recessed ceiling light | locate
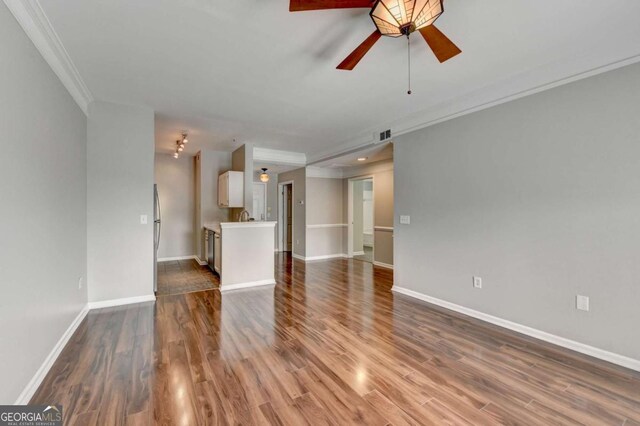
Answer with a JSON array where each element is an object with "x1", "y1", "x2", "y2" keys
[{"x1": 357, "y1": 157, "x2": 368, "y2": 162}]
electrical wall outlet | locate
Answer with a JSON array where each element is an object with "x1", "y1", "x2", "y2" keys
[
  {"x1": 473, "y1": 276, "x2": 482, "y2": 289},
  {"x1": 400, "y1": 215, "x2": 411, "y2": 225},
  {"x1": 140, "y1": 215, "x2": 148, "y2": 225},
  {"x1": 78, "y1": 277, "x2": 83, "y2": 290},
  {"x1": 576, "y1": 295, "x2": 590, "y2": 311}
]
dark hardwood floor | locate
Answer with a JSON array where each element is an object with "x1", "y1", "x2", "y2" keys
[{"x1": 32, "y1": 254, "x2": 640, "y2": 425}]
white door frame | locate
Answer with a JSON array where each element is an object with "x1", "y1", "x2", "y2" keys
[
  {"x1": 252, "y1": 182, "x2": 267, "y2": 221},
  {"x1": 278, "y1": 181, "x2": 294, "y2": 252},
  {"x1": 347, "y1": 175, "x2": 375, "y2": 260}
]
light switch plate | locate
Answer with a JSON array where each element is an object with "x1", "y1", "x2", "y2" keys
[
  {"x1": 400, "y1": 215, "x2": 410, "y2": 225},
  {"x1": 140, "y1": 215, "x2": 148, "y2": 225},
  {"x1": 576, "y1": 295, "x2": 590, "y2": 311}
]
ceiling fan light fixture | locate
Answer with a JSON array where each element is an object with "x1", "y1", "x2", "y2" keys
[{"x1": 371, "y1": 0, "x2": 443, "y2": 37}]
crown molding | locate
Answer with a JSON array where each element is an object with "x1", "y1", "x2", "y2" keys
[
  {"x1": 307, "y1": 51, "x2": 640, "y2": 165},
  {"x1": 306, "y1": 166, "x2": 343, "y2": 179},
  {"x1": 4, "y1": 0, "x2": 93, "y2": 115},
  {"x1": 253, "y1": 147, "x2": 306, "y2": 166}
]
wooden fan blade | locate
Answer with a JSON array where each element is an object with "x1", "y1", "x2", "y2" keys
[
  {"x1": 290, "y1": 0, "x2": 373, "y2": 12},
  {"x1": 418, "y1": 25, "x2": 461, "y2": 63},
  {"x1": 336, "y1": 31, "x2": 381, "y2": 70}
]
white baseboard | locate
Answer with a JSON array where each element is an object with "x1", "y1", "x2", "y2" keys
[
  {"x1": 293, "y1": 253, "x2": 348, "y2": 262},
  {"x1": 194, "y1": 256, "x2": 207, "y2": 266},
  {"x1": 220, "y1": 279, "x2": 276, "y2": 292},
  {"x1": 157, "y1": 255, "x2": 197, "y2": 262},
  {"x1": 16, "y1": 293, "x2": 157, "y2": 405},
  {"x1": 306, "y1": 253, "x2": 348, "y2": 261},
  {"x1": 15, "y1": 305, "x2": 89, "y2": 405},
  {"x1": 88, "y1": 294, "x2": 156, "y2": 310},
  {"x1": 392, "y1": 286, "x2": 640, "y2": 372},
  {"x1": 353, "y1": 251, "x2": 365, "y2": 256},
  {"x1": 292, "y1": 253, "x2": 306, "y2": 261},
  {"x1": 373, "y1": 261, "x2": 394, "y2": 269}
]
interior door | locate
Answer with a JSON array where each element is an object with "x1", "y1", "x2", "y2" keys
[
  {"x1": 285, "y1": 184, "x2": 293, "y2": 252},
  {"x1": 252, "y1": 183, "x2": 266, "y2": 221}
]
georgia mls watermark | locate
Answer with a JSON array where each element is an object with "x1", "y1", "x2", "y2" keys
[{"x1": 0, "y1": 405, "x2": 62, "y2": 426}]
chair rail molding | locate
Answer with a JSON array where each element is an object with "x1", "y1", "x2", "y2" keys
[
  {"x1": 374, "y1": 226, "x2": 394, "y2": 232},
  {"x1": 4, "y1": 0, "x2": 93, "y2": 115},
  {"x1": 307, "y1": 224, "x2": 347, "y2": 229}
]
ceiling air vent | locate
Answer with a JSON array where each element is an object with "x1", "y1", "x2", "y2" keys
[{"x1": 379, "y1": 129, "x2": 391, "y2": 142}]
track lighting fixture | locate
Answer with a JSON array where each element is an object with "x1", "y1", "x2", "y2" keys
[{"x1": 173, "y1": 133, "x2": 189, "y2": 159}]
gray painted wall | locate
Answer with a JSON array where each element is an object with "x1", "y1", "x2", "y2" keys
[
  {"x1": 0, "y1": 3, "x2": 87, "y2": 403},
  {"x1": 230, "y1": 143, "x2": 254, "y2": 220},
  {"x1": 155, "y1": 153, "x2": 195, "y2": 259},
  {"x1": 196, "y1": 150, "x2": 232, "y2": 260},
  {"x1": 306, "y1": 178, "x2": 344, "y2": 225},
  {"x1": 87, "y1": 101, "x2": 155, "y2": 302},
  {"x1": 395, "y1": 62, "x2": 640, "y2": 360},
  {"x1": 306, "y1": 177, "x2": 344, "y2": 258},
  {"x1": 279, "y1": 168, "x2": 306, "y2": 257}
]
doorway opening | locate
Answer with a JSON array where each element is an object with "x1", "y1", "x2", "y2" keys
[
  {"x1": 278, "y1": 181, "x2": 293, "y2": 253},
  {"x1": 348, "y1": 177, "x2": 374, "y2": 263},
  {"x1": 252, "y1": 182, "x2": 267, "y2": 221}
]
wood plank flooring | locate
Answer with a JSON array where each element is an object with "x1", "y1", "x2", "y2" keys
[
  {"x1": 156, "y1": 259, "x2": 219, "y2": 296},
  {"x1": 32, "y1": 254, "x2": 640, "y2": 425}
]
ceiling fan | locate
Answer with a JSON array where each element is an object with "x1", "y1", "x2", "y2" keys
[{"x1": 290, "y1": 0, "x2": 461, "y2": 92}]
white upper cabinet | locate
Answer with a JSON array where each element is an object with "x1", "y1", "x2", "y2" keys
[{"x1": 218, "y1": 171, "x2": 244, "y2": 208}]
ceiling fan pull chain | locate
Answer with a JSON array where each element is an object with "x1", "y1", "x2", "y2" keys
[{"x1": 407, "y1": 33, "x2": 412, "y2": 95}]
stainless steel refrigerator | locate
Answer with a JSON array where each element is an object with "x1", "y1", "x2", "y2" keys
[{"x1": 153, "y1": 184, "x2": 161, "y2": 292}]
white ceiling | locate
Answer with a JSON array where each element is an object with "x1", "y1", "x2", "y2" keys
[
  {"x1": 313, "y1": 142, "x2": 393, "y2": 168},
  {"x1": 38, "y1": 0, "x2": 640, "y2": 159},
  {"x1": 253, "y1": 162, "x2": 299, "y2": 176}
]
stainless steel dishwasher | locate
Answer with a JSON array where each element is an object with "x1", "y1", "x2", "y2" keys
[{"x1": 207, "y1": 229, "x2": 215, "y2": 271}]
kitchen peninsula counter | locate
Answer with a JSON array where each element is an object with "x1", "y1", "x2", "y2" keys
[{"x1": 204, "y1": 221, "x2": 276, "y2": 292}]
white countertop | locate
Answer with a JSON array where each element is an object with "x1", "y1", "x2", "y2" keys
[
  {"x1": 204, "y1": 221, "x2": 276, "y2": 232},
  {"x1": 220, "y1": 221, "x2": 276, "y2": 229}
]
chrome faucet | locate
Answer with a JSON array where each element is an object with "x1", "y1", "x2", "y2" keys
[{"x1": 237, "y1": 209, "x2": 250, "y2": 222}]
